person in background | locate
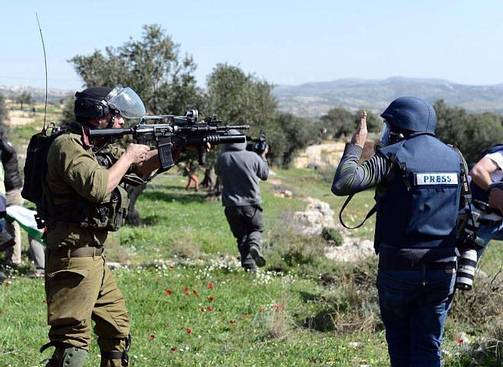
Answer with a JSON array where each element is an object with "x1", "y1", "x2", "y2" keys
[
  {"x1": 0, "y1": 159, "x2": 14, "y2": 282},
  {"x1": 0, "y1": 126, "x2": 45, "y2": 275},
  {"x1": 468, "y1": 146, "x2": 503, "y2": 258},
  {"x1": 184, "y1": 160, "x2": 200, "y2": 191},
  {"x1": 216, "y1": 132, "x2": 269, "y2": 273}
]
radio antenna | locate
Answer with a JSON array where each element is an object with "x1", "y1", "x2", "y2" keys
[{"x1": 35, "y1": 12, "x2": 48, "y2": 130}]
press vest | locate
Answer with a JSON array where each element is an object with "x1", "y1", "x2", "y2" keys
[{"x1": 375, "y1": 133, "x2": 462, "y2": 253}]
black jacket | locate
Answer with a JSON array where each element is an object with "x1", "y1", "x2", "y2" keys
[{"x1": 0, "y1": 139, "x2": 22, "y2": 191}]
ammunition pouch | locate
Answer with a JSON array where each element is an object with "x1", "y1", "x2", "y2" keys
[
  {"x1": 83, "y1": 185, "x2": 129, "y2": 231},
  {"x1": 48, "y1": 185, "x2": 129, "y2": 232}
]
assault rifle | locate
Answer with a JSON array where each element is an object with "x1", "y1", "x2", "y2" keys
[{"x1": 89, "y1": 109, "x2": 249, "y2": 171}]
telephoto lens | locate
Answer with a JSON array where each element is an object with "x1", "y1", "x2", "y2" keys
[{"x1": 455, "y1": 248, "x2": 478, "y2": 291}]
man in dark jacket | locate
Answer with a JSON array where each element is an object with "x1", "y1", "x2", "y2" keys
[
  {"x1": 0, "y1": 126, "x2": 45, "y2": 274},
  {"x1": 332, "y1": 97, "x2": 462, "y2": 367},
  {"x1": 216, "y1": 135, "x2": 269, "y2": 272}
]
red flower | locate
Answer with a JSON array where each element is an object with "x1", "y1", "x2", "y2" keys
[
  {"x1": 183, "y1": 287, "x2": 190, "y2": 295},
  {"x1": 206, "y1": 306, "x2": 214, "y2": 312},
  {"x1": 148, "y1": 334, "x2": 156, "y2": 340},
  {"x1": 207, "y1": 282, "x2": 215, "y2": 289},
  {"x1": 186, "y1": 327, "x2": 193, "y2": 334},
  {"x1": 207, "y1": 295, "x2": 215, "y2": 302},
  {"x1": 164, "y1": 289, "x2": 172, "y2": 296},
  {"x1": 456, "y1": 338, "x2": 464, "y2": 345},
  {"x1": 273, "y1": 303, "x2": 284, "y2": 311}
]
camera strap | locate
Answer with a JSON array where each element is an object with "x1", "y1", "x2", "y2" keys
[
  {"x1": 339, "y1": 193, "x2": 376, "y2": 229},
  {"x1": 452, "y1": 146, "x2": 478, "y2": 238}
]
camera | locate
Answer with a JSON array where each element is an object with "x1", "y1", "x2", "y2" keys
[
  {"x1": 247, "y1": 130, "x2": 268, "y2": 155},
  {"x1": 455, "y1": 248, "x2": 478, "y2": 291},
  {"x1": 454, "y1": 200, "x2": 487, "y2": 291}
]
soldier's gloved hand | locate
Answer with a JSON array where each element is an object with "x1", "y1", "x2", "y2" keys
[{"x1": 125, "y1": 143, "x2": 151, "y2": 164}]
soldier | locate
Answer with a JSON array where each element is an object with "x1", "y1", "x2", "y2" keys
[
  {"x1": 40, "y1": 86, "x2": 158, "y2": 367},
  {"x1": 215, "y1": 132, "x2": 269, "y2": 272},
  {"x1": 332, "y1": 97, "x2": 462, "y2": 366}
]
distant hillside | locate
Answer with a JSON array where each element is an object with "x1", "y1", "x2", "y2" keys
[
  {"x1": 273, "y1": 77, "x2": 503, "y2": 118},
  {"x1": 0, "y1": 85, "x2": 72, "y2": 103}
]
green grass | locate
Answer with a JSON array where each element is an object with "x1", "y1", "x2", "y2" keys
[{"x1": 1, "y1": 115, "x2": 501, "y2": 366}]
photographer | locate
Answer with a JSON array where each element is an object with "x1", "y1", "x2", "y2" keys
[
  {"x1": 332, "y1": 97, "x2": 462, "y2": 366},
  {"x1": 469, "y1": 146, "x2": 503, "y2": 257},
  {"x1": 216, "y1": 131, "x2": 268, "y2": 273}
]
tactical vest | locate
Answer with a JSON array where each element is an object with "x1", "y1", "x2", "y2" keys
[
  {"x1": 43, "y1": 186, "x2": 129, "y2": 232},
  {"x1": 375, "y1": 133, "x2": 462, "y2": 251},
  {"x1": 41, "y1": 131, "x2": 130, "y2": 232}
]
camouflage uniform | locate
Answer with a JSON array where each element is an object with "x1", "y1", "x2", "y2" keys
[{"x1": 42, "y1": 131, "x2": 130, "y2": 367}]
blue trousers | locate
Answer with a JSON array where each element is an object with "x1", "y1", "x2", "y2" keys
[{"x1": 377, "y1": 266, "x2": 456, "y2": 367}]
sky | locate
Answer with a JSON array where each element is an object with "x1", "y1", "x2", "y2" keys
[{"x1": 1, "y1": 0, "x2": 503, "y2": 90}]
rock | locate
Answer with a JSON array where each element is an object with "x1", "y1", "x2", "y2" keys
[
  {"x1": 292, "y1": 197, "x2": 374, "y2": 263},
  {"x1": 106, "y1": 262, "x2": 123, "y2": 270},
  {"x1": 293, "y1": 198, "x2": 336, "y2": 235},
  {"x1": 325, "y1": 239, "x2": 374, "y2": 262}
]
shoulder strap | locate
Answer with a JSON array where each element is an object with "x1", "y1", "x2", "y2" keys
[
  {"x1": 452, "y1": 146, "x2": 478, "y2": 235},
  {"x1": 339, "y1": 193, "x2": 376, "y2": 229}
]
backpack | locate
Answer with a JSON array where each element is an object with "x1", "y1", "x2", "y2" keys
[{"x1": 21, "y1": 126, "x2": 66, "y2": 210}]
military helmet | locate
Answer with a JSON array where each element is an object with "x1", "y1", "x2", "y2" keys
[
  {"x1": 74, "y1": 86, "x2": 146, "y2": 123},
  {"x1": 380, "y1": 97, "x2": 437, "y2": 134}
]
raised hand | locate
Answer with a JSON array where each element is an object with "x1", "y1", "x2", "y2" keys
[{"x1": 351, "y1": 110, "x2": 368, "y2": 148}]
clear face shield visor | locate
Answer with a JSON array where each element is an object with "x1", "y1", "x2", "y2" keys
[
  {"x1": 379, "y1": 121, "x2": 392, "y2": 147},
  {"x1": 106, "y1": 86, "x2": 146, "y2": 119},
  {"x1": 379, "y1": 120, "x2": 405, "y2": 147}
]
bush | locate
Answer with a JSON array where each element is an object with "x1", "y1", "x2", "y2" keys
[
  {"x1": 300, "y1": 257, "x2": 381, "y2": 334},
  {"x1": 321, "y1": 227, "x2": 343, "y2": 246},
  {"x1": 450, "y1": 271, "x2": 503, "y2": 327}
]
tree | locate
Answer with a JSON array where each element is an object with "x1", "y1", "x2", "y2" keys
[
  {"x1": 60, "y1": 96, "x2": 75, "y2": 124},
  {"x1": 206, "y1": 64, "x2": 315, "y2": 166},
  {"x1": 16, "y1": 91, "x2": 32, "y2": 110},
  {"x1": 206, "y1": 64, "x2": 277, "y2": 128},
  {"x1": 320, "y1": 107, "x2": 354, "y2": 138},
  {"x1": 270, "y1": 113, "x2": 316, "y2": 166},
  {"x1": 434, "y1": 100, "x2": 503, "y2": 163},
  {"x1": 321, "y1": 107, "x2": 381, "y2": 139},
  {"x1": 70, "y1": 24, "x2": 205, "y2": 225},
  {"x1": 0, "y1": 93, "x2": 7, "y2": 123},
  {"x1": 70, "y1": 24, "x2": 204, "y2": 115}
]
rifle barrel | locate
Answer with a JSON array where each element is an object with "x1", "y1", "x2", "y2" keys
[{"x1": 88, "y1": 128, "x2": 133, "y2": 137}]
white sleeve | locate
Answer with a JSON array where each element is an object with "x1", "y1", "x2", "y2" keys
[{"x1": 485, "y1": 152, "x2": 503, "y2": 170}]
